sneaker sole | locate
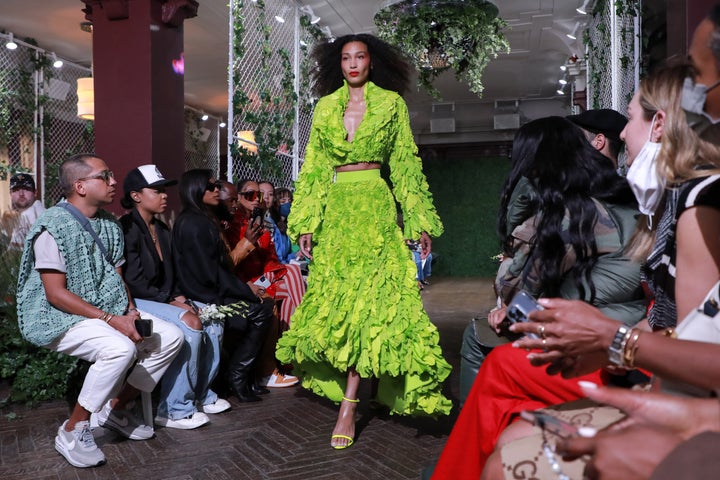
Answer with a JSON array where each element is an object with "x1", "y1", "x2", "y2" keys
[
  {"x1": 154, "y1": 417, "x2": 209, "y2": 430},
  {"x1": 266, "y1": 381, "x2": 300, "y2": 388},
  {"x1": 100, "y1": 421, "x2": 154, "y2": 440},
  {"x1": 202, "y1": 405, "x2": 231, "y2": 414},
  {"x1": 54, "y1": 438, "x2": 106, "y2": 468}
]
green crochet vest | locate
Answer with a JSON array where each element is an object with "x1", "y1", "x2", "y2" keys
[{"x1": 16, "y1": 206, "x2": 127, "y2": 346}]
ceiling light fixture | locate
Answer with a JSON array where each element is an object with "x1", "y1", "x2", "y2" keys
[
  {"x1": 201, "y1": 112, "x2": 209, "y2": 121},
  {"x1": 5, "y1": 33, "x2": 18, "y2": 50},
  {"x1": 576, "y1": 0, "x2": 591, "y2": 15},
  {"x1": 52, "y1": 53, "x2": 63, "y2": 68},
  {"x1": 566, "y1": 33, "x2": 576, "y2": 40},
  {"x1": 275, "y1": 15, "x2": 285, "y2": 23},
  {"x1": 560, "y1": 65, "x2": 567, "y2": 71},
  {"x1": 559, "y1": 78, "x2": 568, "y2": 85},
  {"x1": 557, "y1": 88, "x2": 565, "y2": 95},
  {"x1": 219, "y1": 120, "x2": 227, "y2": 128}
]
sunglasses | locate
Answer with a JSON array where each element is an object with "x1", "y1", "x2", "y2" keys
[
  {"x1": 239, "y1": 190, "x2": 264, "y2": 202},
  {"x1": 206, "y1": 181, "x2": 221, "y2": 192},
  {"x1": 77, "y1": 170, "x2": 114, "y2": 184}
]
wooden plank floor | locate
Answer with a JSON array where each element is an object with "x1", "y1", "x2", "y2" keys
[{"x1": 0, "y1": 278, "x2": 495, "y2": 480}]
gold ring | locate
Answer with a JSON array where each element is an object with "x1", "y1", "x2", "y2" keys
[{"x1": 538, "y1": 325, "x2": 546, "y2": 339}]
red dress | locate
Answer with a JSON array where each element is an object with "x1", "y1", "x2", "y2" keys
[{"x1": 431, "y1": 344, "x2": 608, "y2": 479}]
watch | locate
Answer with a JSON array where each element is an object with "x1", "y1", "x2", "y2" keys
[{"x1": 608, "y1": 324, "x2": 630, "y2": 367}]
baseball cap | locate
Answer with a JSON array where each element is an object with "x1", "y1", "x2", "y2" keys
[
  {"x1": 123, "y1": 164, "x2": 177, "y2": 196},
  {"x1": 10, "y1": 173, "x2": 36, "y2": 191},
  {"x1": 567, "y1": 109, "x2": 628, "y2": 142}
]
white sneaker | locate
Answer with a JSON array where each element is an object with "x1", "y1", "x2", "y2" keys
[
  {"x1": 96, "y1": 400, "x2": 154, "y2": 440},
  {"x1": 154, "y1": 411, "x2": 210, "y2": 430},
  {"x1": 260, "y1": 369, "x2": 300, "y2": 388},
  {"x1": 201, "y1": 398, "x2": 231, "y2": 414},
  {"x1": 54, "y1": 420, "x2": 106, "y2": 468}
]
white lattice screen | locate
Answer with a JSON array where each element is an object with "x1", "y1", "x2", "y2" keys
[{"x1": 228, "y1": 0, "x2": 319, "y2": 188}]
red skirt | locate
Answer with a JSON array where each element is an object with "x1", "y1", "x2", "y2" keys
[{"x1": 432, "y1": 343, "x2": 608, "y2": 479}]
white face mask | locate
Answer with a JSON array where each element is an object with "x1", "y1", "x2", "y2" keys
[{"x1": 625, "y1": 115, "x2": 666, "y2": 225}]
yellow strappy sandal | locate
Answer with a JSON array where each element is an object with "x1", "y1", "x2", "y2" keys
[{"x1": 331, "y1": 396, "x2": 359, "y2": 450}]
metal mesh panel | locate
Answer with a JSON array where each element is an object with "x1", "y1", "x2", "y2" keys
[
  {"x1": 0, "y1": 38, "x2": 94, "y2": 210},
  {"x1": 585, "y1": 2, "x2": 640, "y2": 114},
  {"x1": 229, "y1": 1, "x2": 319, "y2": 188},
  {"x1": 184, "y1": 109, "x2": 221, "y2": 175}
]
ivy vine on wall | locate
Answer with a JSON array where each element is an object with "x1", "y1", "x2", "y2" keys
[{"x1": 231, "y1": 0, "x2": 298, "y2": 179}]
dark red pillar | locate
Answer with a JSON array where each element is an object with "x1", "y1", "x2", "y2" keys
[{"x1": 81, "y1": 0, "x2": 198, "y2": 215}]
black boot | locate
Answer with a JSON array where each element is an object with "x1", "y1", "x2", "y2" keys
[{"x1": 225, "y1": 301, "x2": 274, "y2": 403}]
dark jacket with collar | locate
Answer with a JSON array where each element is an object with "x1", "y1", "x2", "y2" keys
[
  {"x1": 172, "y1": 208, "x2": 257, "y2": 305},
  {"x1": 120, "y1": 209, "x2": 179, "y2": 303}
]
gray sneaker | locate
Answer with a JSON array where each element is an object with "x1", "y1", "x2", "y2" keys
[
  {"x1": 96, "y1": 400, "x2": 154, "y2": 440},
  {"x1": 54, "y1": 420, "x2": 106, "y2": 468}
]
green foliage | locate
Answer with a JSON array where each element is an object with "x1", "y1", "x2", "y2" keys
[
  {"x1": 423, "y1": 153, "x2": 510, "y2": 277},
  {"x1": 231, "y1": 0, "x2": 298, "y2": 178},
  {"x1": 0, "y1": 248, "x2": 78, "y2": 407},
  {"x1": 374, "y1": 0, "x2": 510, "y2": 99}
]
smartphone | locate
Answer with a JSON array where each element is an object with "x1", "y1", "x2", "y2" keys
[
  {"x1": 253, "y1": 275, "x2": 271, "y2": 289},
  {"x1": 251, "y1": 207, "x2": 263, "y2": 225},
  {"x1": 506, "y1": 290, "x2": 544, "y2": 339},
  {"x1": 520, "y1": 410, "x2": 579, "y2": 438},
  {"x1": 134, "y1": 318, "x2": 153, "y2": 338}
]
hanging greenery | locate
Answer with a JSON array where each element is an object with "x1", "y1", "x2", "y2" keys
[
  {"x1": 374, "y1": 0, "x2": 510, "y2": 99},
  {"x1": 298, "y1": 14, "x2": 327, "y2": 119},
  {"x1": 230, "y1": 0, "x2": 297, "y2": 178}
]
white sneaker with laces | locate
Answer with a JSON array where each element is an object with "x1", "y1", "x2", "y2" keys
[
  {"x1": 154, "y1": 411, "x2": 210, "y2": 430},
  {"x1": 54, "y1": 419, "x2": 106, "y2": 468},
  {"x1": 96, "y1": 400, "x2": 154, "y2": 440},
  {"x1": 201, "y1": 398, "x2": 231, "y2": 414},
  {"x1": 260, "y1": 369, "x2": 300, "y2": 388}
]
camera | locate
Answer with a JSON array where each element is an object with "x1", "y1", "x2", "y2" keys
[
  {"x1": 251, "y1": 207, "x2": 263, "y2": 225},
  {"x1": 134, "y1": 318, "x2": 153, "y2": 338},
  {"x1": 506, "y1": 290, "x2": 543, "y2": 339},
  {"x1": 519, "y1": 410, "x2": 580, "y2": 438}
]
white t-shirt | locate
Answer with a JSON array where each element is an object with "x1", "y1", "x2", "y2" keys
[{"x1": 34, "y1": 230, "x2": 125, "y2": 272}]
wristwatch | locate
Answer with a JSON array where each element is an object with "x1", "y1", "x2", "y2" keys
[{"x1": 607, "y1": 324, "x2": 630, "y2": 367}]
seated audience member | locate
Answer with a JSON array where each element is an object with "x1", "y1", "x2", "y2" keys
[
  {"x1": 407, "y1": 237, "x2": 433, "y2": 289},
  {"x1": 172, "y1": 169, "x2": 274, "y2": 402},
  {"x1": 16, "y1": 154, "x2": 183, "y2": 468},
  {"x1": 275, "y1": 187, "x2": 293, "y2": 220},
  {"x1": 457, "y1": 116, "x2": 644, "y2": 403},
  {"x1": 431, "y1": 117, "x2": 646, "y2": 479},
  {"x1": 120, "y1": 165, "x2": 230, "y2": 430},
  {"x1": 6, "y1": 173, "x2": 45, "y2": 250},
  {"x1": 258, "y1": 180, "x2": 296, "y2": 264},
  {"x1": 487, "y1": 62, "x2": 720, "y2": 479},
  {"x1": 219, "y1": 180, "x2": 303, "y2": 388},
  {"x1": 566, "y1": 108, "x2": 629, "y2": 168}
]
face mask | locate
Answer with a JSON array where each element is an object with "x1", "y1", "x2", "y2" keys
[
  {"x1": 682, "y1": 76, "x2": 720, "y2": 145},
  {"x1": 279, "y1": 202, "x2": 291, "y2": 218},
  {"x1": 626, "y1": 115, "x2": 666, "y2": 225}
]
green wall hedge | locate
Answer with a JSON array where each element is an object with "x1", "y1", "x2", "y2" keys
[{"x1": 423, "y1": 153, "x2": 510, "y2": 277}]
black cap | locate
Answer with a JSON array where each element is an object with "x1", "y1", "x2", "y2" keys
[
  {"x1": 123, "y1": 164, "x2": 177, "y2": 196},
  {"x1": 10, "y1": 173, "x2": 36, "y2": 191},
  {"x1": 567, "y1": 109, "x2": 628, "y2": 142}
]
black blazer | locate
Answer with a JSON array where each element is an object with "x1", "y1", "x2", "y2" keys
[
  {"x1": 120, "y1": 209, "x2": 179, "y2": 303},
  {"x1": 172, "y1": 209, "x2": 257, "y2": 305}
]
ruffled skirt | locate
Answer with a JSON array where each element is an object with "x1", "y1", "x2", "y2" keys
[{"x1": 276, "y1": 172, "x2": 452, "y2": 416}]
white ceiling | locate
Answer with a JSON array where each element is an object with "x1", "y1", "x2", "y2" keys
[{"x1": 0, "y1": 0, "x2": 589, "y2": 136}]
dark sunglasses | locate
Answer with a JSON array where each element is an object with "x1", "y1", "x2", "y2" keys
[
  {"x1": 77, "y1": 170, "x2": 114, "y2": 184},
  {"x1": 206, "y1": 181, "x2": 221, "y2": 192},
  {"x1": 239, "y1": 190, "x2": 264, "y2": 202}
]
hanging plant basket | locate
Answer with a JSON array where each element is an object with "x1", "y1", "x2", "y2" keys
[{"x1": 374, "y1": 0, "x2": 510, "y2": 98}]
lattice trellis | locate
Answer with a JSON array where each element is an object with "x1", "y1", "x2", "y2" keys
[
  {"x1": 585, "y1": 1, "x2": 640, "y2": 115},
  {"x1": 0, "y1": 34, "x2": 222, "y2": 213},
  {"x1": 229, "y1": 0, "x2": 320, "y2": 188}
]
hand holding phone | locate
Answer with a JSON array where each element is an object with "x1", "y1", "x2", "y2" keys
[
  {"x1": 520, "y1": 410, "x2": 597, "y2": 438},
  {"x1": 506, "y1": 290, "x2": 544, "y2": 339},
  {"x1": 134, "y1": 318, "x2": 153, "y2": 338},
  {"x1": 251, "y1": 207, "x2": 263, "y2": 225}
]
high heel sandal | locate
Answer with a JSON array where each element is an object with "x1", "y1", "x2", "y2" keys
[{"x1": 330, "y1": 396, "x2": 359, "y2": 450}]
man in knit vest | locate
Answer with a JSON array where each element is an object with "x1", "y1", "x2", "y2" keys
[{"x1": 16, "y1": 154, "x2": 183, "y2": 468}]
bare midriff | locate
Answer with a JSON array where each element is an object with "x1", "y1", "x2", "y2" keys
[{"x1": 335, "y1": 162, "x2": 381, "y2": 172}]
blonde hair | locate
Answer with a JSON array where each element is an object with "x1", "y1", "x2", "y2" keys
[{"x1": 625, "y1": 63, "x2": 720, "y2": 261}]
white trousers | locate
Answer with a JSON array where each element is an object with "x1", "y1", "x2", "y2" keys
[{"x1": 46, "y1": 313, "x2": 183, "y2": 413}]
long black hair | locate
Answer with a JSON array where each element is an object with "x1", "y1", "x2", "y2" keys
[
  {"x1": 310, "y1": 34, "x2": 413, "y2": 97},
  {"x1": 498, "y1": 116, "x2": 636, "y2": 300},
  {"x1": 179, "y1": 168, "x2": 216, "y2": 219}
]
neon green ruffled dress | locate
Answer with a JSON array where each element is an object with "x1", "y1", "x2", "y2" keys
[{"x1": 276, "y1": 81, "x2": 452, "y2": 416}]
